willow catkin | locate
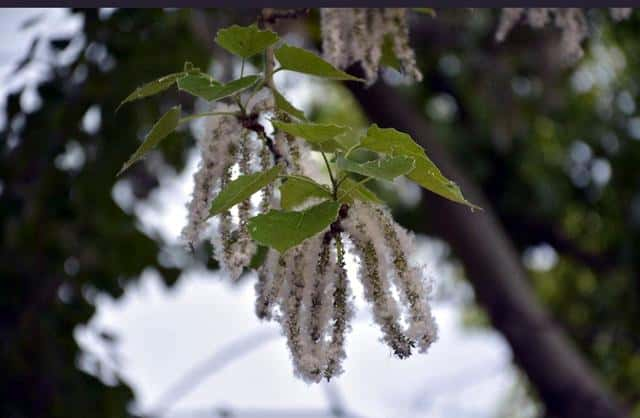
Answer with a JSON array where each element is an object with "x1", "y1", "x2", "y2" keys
[
  {"x1": 301, "y1": 234, "x2": 336, "y2": 375},
  {"x1": 320, "y1": 8, "x2": 422, "y2": 84},
  {"x1": 324, "y1": 233, "x2": 353, "y2": 380},
  {"x1": 211, "y1": 141, "x2": 239, "y2": 279},
  {"x1": 495, "y1": 8, "x2": 633, "y2": 65},
  {"x1": 181, "y1": 105, "x2": 241, "y2": 248},
  {"x1": 255, "y1": 249, "x2": 286, "y2": 320},
  {"x1": 385, "y1": 8, "x2": 423, "y2": 82},
  {"x1": 320, "y1": 8, "x2": 350, "y2": 69},
  {"x1": 281, "y1": 243, "x2": 326, "y2": 382},
  {"x1": 369, "y1": 204, "x2": 438, "y2": 352},
  {"x1": 227, "y1": 130, "x2": 257, "y2": 280},
  {"x1": 343, "y1": 207, "x2": 413, "y2": 359}
]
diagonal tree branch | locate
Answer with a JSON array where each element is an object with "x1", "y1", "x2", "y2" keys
[{"x1": 346, "y1": 80, "x2": 628, "y2": 418}]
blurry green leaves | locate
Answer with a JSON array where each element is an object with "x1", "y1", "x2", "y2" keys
[
  {"x1": 116, "y1": 72, "x2": 184, "y2": 111},
  {"x1": 209, "y1": 164, "x2": 283, "y2": 216},
  {"x1": 275, "y1": 44, "x2": 364, "y2": 82},
  {"x1": 248, "y1": 200, "x2": 340, "y2": 253},
  {"x1": 338, "y1": 177, "x2": 383, "y2": 204},
  {"x1": 270, "y1": 120, "x2": 476, "y2": 208},
  {"x1": 280, "y1": 175, "x2": 332, "y2": 210},
  {"x1": 273, "y1": 88, "x2": 306, "y2": 120},
  {"x1": 119, "y1": 70, "x2": 260, "y2": 110},
  {"x1": 115, "y1": 20, "x2": 478, "y2": 258},
  {"x1": 249, "y1": 245, "x2": 269, "y2": 269},
  {"x1": 280, "y1": 174, "x2": 381, "y2": 209},
  {"x1": 359, "y1": 124, "x2": 479, "y2": 208},
  {"x1": 272, "y1": 121, "x2": 351, "y2": 152},
  {"x1": 117, "y1": 105, "x2": 181, "y2": 176},
  {"x1": 176, "y1": 72, "x2": 220, "y2": 98},
  {"x1": 336, "y1": 154, "x2": 415, "y2": 182},
  {"x1": 178, "y1": 74, "x2": 260, "y2": 101},
  {"x1": 215, "y1": 24, "x2": 279, "y2": 58}
]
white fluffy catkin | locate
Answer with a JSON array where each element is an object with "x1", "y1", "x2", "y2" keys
[
  {"x1": 324, "y1": 233, "x2": 353, "y2": 380},
  {"x1": 281, "y1": 243, "x2": 328, "y2": 382},
  {"x1": 255, "y1": 249, "x2": 286, "y2": 320},
  {"x1": 226, "y1": 131, "x2": 258, "y2": 281},
  {"x1": 181, "y1": 105, "x2": 241, "y2": 248},
  {"x1": 300, "y1": 234, "x2": 335, "y2": 378},
  {"x1": 320, "y1": 8, "x2": 422, "y2": 84},
  {"x1": 385, "y1": 8, "x2": 423, "y2": 82},
  {"x1": 321, "y1": 8, "x2": 350, "y2": 69},
  {"x1": 610, "y1": 8, "x2": 632, "y2": 21},
  {"x1": 369, "y1": 204, "x2": 438, "y2": 352},
  {"x1": 211, "y1": 140, "x2": 240, "y2": 279},
  {"x1": 496, "y1": 8, "x2": 633, "y2": 65},
  {"x1": 343, "y1": 203, "x2": 413, "y2": 358}
]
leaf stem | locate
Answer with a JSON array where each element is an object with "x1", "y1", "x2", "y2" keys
[
  {"x1": 240, "y1": 58, "x2": 246, "y2": 78},
  {"x1": 243, "y1": 78, "x2": 267, "y2": 111},
  {"x1": 344, "y1": 143, "x2": 360, "y2": 159},
  {"x1": 336, "y1": 173, "x2": 349, "y2": 189},
  {"x1": 321, "y1": 152, "x2": 338, "y2": 198}
]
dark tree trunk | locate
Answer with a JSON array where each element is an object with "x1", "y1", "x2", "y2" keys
[{"x1": 347, "y1": 80, "x2": 628, "y2": 418}]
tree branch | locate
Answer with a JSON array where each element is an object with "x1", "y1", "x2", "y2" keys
[{"x1": 346, "y1": 80, "x2": 628, "y2": 418}]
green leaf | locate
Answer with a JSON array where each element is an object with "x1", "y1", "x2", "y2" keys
[
  {"x1": 280, "y1": 175, "x2": 332, "y2": 210},
  {"x1": 360, "y1": 124, "x2": 479, "y2": 208},
  {"x1": 117, "y1": 105, "x2": 181, "y2": 176},
  {"x1": 336, "y1": 154, "x2": 415, "y2": 182},
  {"x1": 117, "y1": 72, "x2": 184, "y2": 110},
  {"x1": 249, "y1": 245, "x2": 269, "y2": 269},
  {"x1": 215, "y1": 24, "x2": 279, "y2": 58},
  {"x1": 178, "y1": 74, "x2": 260, "y2": 102},
  {"x1": 273, "y1": 88, "x2": 306, "y2": 120},
  {"x1": 248, "y1": 200, "x2": 340, "y2": 253},
  {"x1": 337, "y1": 177, "x2": 383, "y2": 204},
  {"x1": 210, "y1": 164, "x2": 283, "y2": 216},
  {"x1": 275, "y1": 44, "x2": 364, "y2": 82},
  {"x1": 272, "y1": 121, "x2": 348, "y2": 152},
  {"x1": 176, "y1": 72, "x2": 221, "y2": 98},
  {"x1": 336, "y1": 126, "x2": 363, "y2": 151},
  {"x1": 380, "y1": 34, "x2": 402, "y2": 71}
]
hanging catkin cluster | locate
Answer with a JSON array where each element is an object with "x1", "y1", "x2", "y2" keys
[
  {"x1": 181, "y1": 90, "x2": 287, "y2": 280},
  {"x1": 320, "y1": 8, "x2": 423, "y2": 84},
  {"x1": 255, "y1": 200, "x2": 438, "y2": 382},
  {"x1": 496, "y1": 8, "x2": 633, "y2": 64},
  {"x1": 181, "y1": 91, "x2": 438, "y2": 381}
]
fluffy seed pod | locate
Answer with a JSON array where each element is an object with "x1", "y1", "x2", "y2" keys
[
  {"x1": 384, "y1": 8, "x2": 423, "y2": 82},
  {"x1": 320, "y1": 8, "x2": 422, "y2": 84},
  {"x1": 369, "y1": 204, "x2": 438, "y2": 352},
  {"x1": 181, "y1": 104, "x2": 241, "y2": 248},
  {"x1": 324, "y1": 233, "x2": 353, "y2": 379},
  {"x1": 343, "y1": 204, "x2": 414, "y2": 358},
  {"x1": 495, "y1": 8, "x2": 633, "y2": 65}
]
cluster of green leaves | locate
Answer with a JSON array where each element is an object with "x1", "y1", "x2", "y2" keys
[{"x1": 117, "y1": 23, "x2": 476, "y2": 255}]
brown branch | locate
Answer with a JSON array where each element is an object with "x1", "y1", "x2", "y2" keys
[{"x1": 346, "y1": 80, "x2": 628, "y2": 418}]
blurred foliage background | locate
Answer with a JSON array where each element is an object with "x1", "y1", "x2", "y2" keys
[{"x1": 1, "y1": 8, "x2": 639, "y2": 418}]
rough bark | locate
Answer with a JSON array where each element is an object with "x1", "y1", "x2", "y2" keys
[{"x1": 347, "y1": 80, "x2": 627, "y2": 418}]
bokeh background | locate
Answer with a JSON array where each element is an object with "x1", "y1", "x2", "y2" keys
[{"x1": 1, "y1": 8, "x2": 639, "y2": 418}]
